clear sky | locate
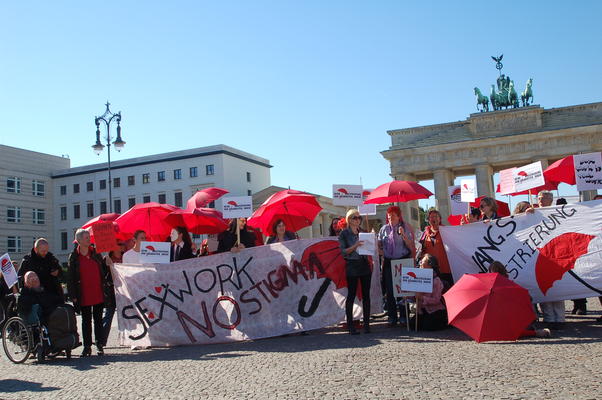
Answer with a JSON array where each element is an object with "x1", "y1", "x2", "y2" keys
[{"x1": 2, "y1": 1, "x2": 601, "y2": 208}]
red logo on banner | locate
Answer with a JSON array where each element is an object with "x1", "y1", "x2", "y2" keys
[
  {"x1": 517, "y1": 171, "x2": 528, "y2": 177},
  {"x1": 362, "y1": 190, "x2": 371, "y2": 196},
  {"x1": 337, "y1": 188, "x2": 349, "y2": 194},
  {"x1": 145, "y1": 245, "x2": 156, "y2": 251},
  {"x1": 407, "y1": 271, "x2": 417, "y2": 278},
  {"x1": 463, "y1": 184, "x2": 469, "y2": 190},
  {"x1": 227, "y1": 201, "x2": 238, "y2": 206},
  {"x1": 1, "y1": 259, "x2": 9, "y2": 268}
]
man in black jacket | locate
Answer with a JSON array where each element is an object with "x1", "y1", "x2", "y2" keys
[
  {"x1": 18, "y1": 271, "x2": 63, "y2": 324},
  {"x1": 19, "y1": 238, "x2": 64, "y2": 300}
]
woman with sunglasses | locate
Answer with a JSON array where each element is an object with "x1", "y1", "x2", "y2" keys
[
  {"x1": 338, "y1": 209, "x2": 372, "y2": 335},
  {"x1": 479, "y1": 197, "x2": 499, "y2": 221}
]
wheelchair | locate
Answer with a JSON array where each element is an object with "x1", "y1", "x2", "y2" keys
[{"x1": 1, "y1": 293, "x2": 73, "y2": 363}]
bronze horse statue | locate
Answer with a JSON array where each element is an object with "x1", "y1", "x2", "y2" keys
[
  {"x1": 521, "y1": 78, "x2": 533, "y2": 106},
  {"x1": 474, "y1": 87, "x2": 489, "y2": 112}
]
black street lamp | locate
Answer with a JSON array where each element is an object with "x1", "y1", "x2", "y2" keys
[{"x1": 93, "y1": 101, "x2": 125, "y2": 213}]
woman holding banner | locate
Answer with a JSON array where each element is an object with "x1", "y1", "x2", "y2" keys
[
  {"x1": 265, "y1": 219, "x2": 296, "y2": 244},
  {"x1": 409, "y1": 254, "x2": 447, "y2": 331},
  {"x1": 479, "y1": 197, "x2": 499, "y2": 221},
  {"x1": 419, "y1": 210, "x2": 453, "y2": 289},
  {"x1": 339, "y1": 209, "x2": 372, "y2": 335},
  {"x1": 217, "y1": 218, "x2": 256, "y2": 253}
]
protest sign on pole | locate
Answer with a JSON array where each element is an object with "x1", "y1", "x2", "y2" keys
[
  {"x1": 448, "y1": 185, "x2": 467, "y2": 216},
  {"x1": 460, "y1": 179, "x2": 476, "y2": 203},
  {"x1": 138, "y1": 241, "x2": 171, "y2": 264},
  {"x1": 220, "y1": 196, "x2": 253, "y2": 219},
  {"x1": 332, "y1": 185, "x2": 363, "y2": 206},
  {"x1": 513, "y1": 161, "x2": 545, "y2": 192},
  {"x1": 113, "y1": 238, "x2": 382, "y2": 348},
  {"x1": 574, "y1": 152, "x2": 602, "y2": 191},
  {"x1": 358, "y1": 203, "x2": 377, "y2": 216},
  {"x1": 440, "y1": 201, "x2": 602, "y2": 303},
  {"x1": 1, "y1": 253, "x2": 18, "y2": 289},
  {"x1": 401, "y1": 267, "x2": 433, "y2": 293},
  {"x1": 91, "y1": 221, "x2": 118, "y2": 253},
  {"x1": 498, "y1": 167, "x2": 517, "y2": 195},
  {"x1": 392, "y1": 259, "x2": 416, "y2": 297}
]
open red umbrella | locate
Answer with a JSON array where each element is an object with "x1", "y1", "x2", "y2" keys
[
  {"x1": 115, "y1": 202, "x2": 179, "y2": 241},
  {"x1": 364, "y1": 180, "x2": 433, "y2": 204},
  {"x1": 444, "y1": 273, "x2": 535, "y2": 343},
  {"x1": 186, "y1": 187, "x2": 229, "y2": 210},
  {"x1": 469, "y1": 196, "x2": 511, "y2": 217},
  {"x1": 165, "y1": 208, "x2": 228, "y2": 235},
  {"x1": 543, "y1": 155, "x2": 576, "y2": 185},
  {"x1": 81, "y1": 213, "x2": 120, "y2": 229},
  {"x1": 495, "y1": 181, "x2": 559, "y2": 196},
  {"x1": 247, "y1": 189, "x2": 322, "y2": 234}
]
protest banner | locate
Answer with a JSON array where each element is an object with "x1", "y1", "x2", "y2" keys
[
  {"x1": 332, "y1": 185, "x2": 363, "y2": 206},
  {"x1": 401, "y1": 267, "x2": 433, "y2": 293},
  {"x1": 221, "y1": 196, "x2": 253, "y2": 219},
  {"x1": 498, "y1": 167, "x2": 516, "y2": 195},
  {"x1": 91, "y1": 221, "x2": 118, "y2": 253},
  {"x1": 440, "y1": 200, "x2": 602, "y2": 303},
  {"x1": 139, "y1": 241, "x2": 171, "y2": 264},
  {"x1": 460, "y1": 179, "x2": 476, "y2": 203},
  {"x1": 513, "y1": 161, "x2": 545, "y2": 193},
  {"x1": 392, "y1": 258, "x2": 416, "y2": 297},
  {"x1": 448, "y1": 185, "x2": 466, "y2": 216},
  {"x1": 574, "y1": 152, "x2": 602, "y2": 191},
  {"x1": 113, "y1": 238, "x2": 382, "y2": 348},
  {"x1": 1, "y1": 253, "x2": 18, "y2": 289}
]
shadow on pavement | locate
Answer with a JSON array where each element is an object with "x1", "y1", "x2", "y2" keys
[{"x1": 0, "y1": 379, "x2": 60, "y2": 393}]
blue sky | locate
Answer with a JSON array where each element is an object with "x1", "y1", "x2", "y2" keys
[{"x1": 2, "y1": 1, "x2": 601, "y2": 209}]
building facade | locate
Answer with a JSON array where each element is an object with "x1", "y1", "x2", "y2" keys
[{"x1": 0, "y1": 145, "x2": 70, "y2": 262}]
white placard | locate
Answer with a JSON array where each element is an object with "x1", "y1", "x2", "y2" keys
[
  {"x1": 513, "y1": 161, "x2": 545, "y2": 192},
  {"x1": 498, "y1": 167, "x2": 517, "y2": 195},
  {"x1": 574, "y1": 152, "x2": 602, "y2": 191},
  {"x1": 332, "y1": 184, "x2": 363, "y2": 206},
  {"x1": 139, "y1": 241, "x2": 171, "y2": 264},
  {"x1": 460, "y1": 179, "x2": 476, "y2": 203},
  {"x1": 358, "y1": 233, "x2": 376, "y2": 255},
  {"x1": 1, "y1": 253, "x2": 18, "y2": 289},
  {"x1": 401, "y1": 267, "x2": 433, "y2": 293},
  {"x1": 358, "y1": 203, "x2": 377, "y2": 216},
  {"x1": 391, "y1": 258, "x2": 415, "y2": 297},
  {"x1": 448, "y1": 185, "x2": 467, "y2": 216},
  {"x1": 221, "y1": 196, "x2": 253, "y2": 218}
]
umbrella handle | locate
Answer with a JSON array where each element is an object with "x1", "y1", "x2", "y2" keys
[
  {"x1": 298, "y1": 278, "x2": 331, "y2": 317},
  {"x1": 283, "y1": 202, "x2": 298, "y2": 234}
]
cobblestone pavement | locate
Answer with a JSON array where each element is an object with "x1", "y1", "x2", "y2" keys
[{"x1": 1, "y1": 302, "x2": 601, "y2": 400}]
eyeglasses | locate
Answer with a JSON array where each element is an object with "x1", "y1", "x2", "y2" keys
[{"x1": 352, "y1": 215, "x2": 362, "y2": 220}]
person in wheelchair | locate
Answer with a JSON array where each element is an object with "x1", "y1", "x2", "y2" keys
[{"x1": 18, "y1": 271, "x2": 63, "y2": 326}]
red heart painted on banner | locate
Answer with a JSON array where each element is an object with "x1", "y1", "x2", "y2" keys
[
  {"x1": 154, "y1": 286, "x2": 162, "y2": 293},
  {"x1": 148, "y1": 312, "x2": 155, "y2": 319}
]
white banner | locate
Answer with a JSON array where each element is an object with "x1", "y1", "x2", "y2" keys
[
  {"x1": 448, "y1": 185, "x2": 467, "y2": 216},
  {"x1": 332, "y1": 184, "x2": 363, "y2": 206},
  {"x1": 1, "y1": 253, "x2": 18, "y2": 289},
  {"x1": 440, "y1": 200, "x2": 602, "y2": 303},
  {"x1": 113, "y1": 238, "x2": 382, "y2": 348},
  {"x1": 139, "y1": 242, "x2": 171, "y2": 264},
  {"x1": 574, "y1": 152, "x2": 602, "y2": 191},
  {"x1": 513, "y1": 161, "x2": 545, "y2": 192},
  {"x1": 460, "y1": 179, "x2": 476, "y2": 203},
  {"x1": 221, "y1": 196, "x2": 253, "y2": 218}
]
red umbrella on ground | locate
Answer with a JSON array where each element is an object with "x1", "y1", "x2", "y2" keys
[
  {"x1": 115, "y1": 202, "x2": 179, "y2": 241},
  {"x1": 543, "y1": 155, "x2": 576, "y2": 185},
  {"x1": 469, "y1": 196, "x2": 511, "y2": 217},
  {"x1": 165, "y1": 208, "x2": 228, "y2": 235},
  {"x1": 495, "y1": 181, "x2": 559, "y2": 196},
  {"x1": 186, "y1": 187, "x2": 229, "y2": 210},
  {"x1": 247, "y1": 189, "x2": 322, "y2": 234},
  {"x1": 364, "y1": 180, "x2": 433, "y2": 204},
  {"x1": 443, "y1": 273, "x2": 536, "y2": 343}
]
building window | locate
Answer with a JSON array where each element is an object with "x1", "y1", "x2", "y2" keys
[
  {"x1": 190, "y1": 167, "x2": 198, "y2": 178},
  {"x1": 87, "y1": 202, "x2": 94, "y2": 218},
  {"x1": 142, "y1": 173, "x2": 150, "y2": 184},
  {"x1": 246, "y1": 172, "x2": 251, "y2": 182},
  {"x1": 61, "y1": 232, "x2": 68, "y2": 250},
  {"x1": 157, "y1": 171, "x2": 165, "y2": 182},
  {"x1": 143, "y1": 195, "x2": 151, "y2": 203},
  {"x1": 86, "y1": 181, "x2": 94, "y2": 192},
  {"x1": 128, "y1": 175, "x2": 135, "y2": 186},
  {"x1": 73, "y1": 204, "x2": 80, "y2": 219},
  {"x1": 100, "y1": 201, "x2": 107, "y2": 214},
  {"x1": 114, "y1": 199, "x2": 121, "y2": 214},
  {"x1": 100, "y1": 179, "x2": 107, "y2": 190},
  {"x1": 7, "y1": 177, "x2": 21, "y2": 193},
  {"x1": 174, "y1": 192, "x2": 183, "y2": 208},
  {"x1": 60, "y1": 185, "x2": 67, "y2": 195},
  {"x1": 32, "y1": 209, "x2": 45, "y2": 224},
  {"x1": 158, "y1": 193, "x2": 166, "y2": 204},
  {"x1": 32, "y1": 180, "x2": 45, "y2": 196},
  {"x1": 128, "y1": 197, "x2": 136, "y2": 209},
  {"x1": 73, "y1": 184, "x2": 80, "y2": 194},
  {"x1": 206, "y1": 165, "x2": 214, "y2": 175},
  {"x1": 60, "y1": 206, "x2": 67, "y2": 221},
  {"x1": 247, "y1": 190, "x2": 252, "y2": 196},
  {"x1": 113, "y1": 177, "x2": 120, "y2": 188},
  {"x1": 7, "y1": 236, "x2": 22, "y2": 253},
  {"x1": 7, "y1": 207, "x2": 21, "y2": 223},
  {"x1": 174, "y1": 169, "x2": 182, "y2": 180}
]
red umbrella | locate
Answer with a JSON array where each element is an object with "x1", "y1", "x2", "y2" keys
[
  {"x1": 469, "y1": 196, "x2": 511, "y2": 217},
  {"x1": 444, "y1": 273, "x2": 535, "y2": 343},
  {"x1": 543, "y1": 155, "x2": 576, "y2": 185},
  {"x1": 247, "y1": 189, "x2": 322, "y2": 234},
  {"x1": 115, "y1": 202, "x2": 179, "y2": 241},
  {"x1": 165, "y1": 208, "x2": 228, "y2": 235},
  {"x1": 495, "y1": 181, "x2": 559, "y2": 196},
  {"x1": 81, "y1": 213, "x2": 121, "y2": 229},
  {"x1": 364, "y1": 180, "x2": 433, "y2": 204},
  {"x1": 186, "y1": 187, "x2": 229, "y2": 210}
]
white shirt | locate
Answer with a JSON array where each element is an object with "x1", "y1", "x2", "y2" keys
[{"x1": 122, "y1": 249, "x2": 141, "y2": 264}]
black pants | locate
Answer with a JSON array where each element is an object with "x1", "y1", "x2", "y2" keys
[
  {"x1": 383, "y1": 257, "x2": 402, "y2": 323},
  {"x1": 346, "y1": 274, "x2": 371, "y2": 329},
  {"x1": 81, "y1": 303, "x2": 104, "y2": 347}
]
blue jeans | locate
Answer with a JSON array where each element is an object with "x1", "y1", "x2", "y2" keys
[
  {"x1": 101, "y1": 306, "x2": 115, "y2": 347},
  {"x1": 25, "y1": 304, "x2": 43, "y2": 325}
]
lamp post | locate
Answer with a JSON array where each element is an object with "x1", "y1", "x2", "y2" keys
[{"x1": 92, "y1": 101, "x2": 125, "y2": 213}]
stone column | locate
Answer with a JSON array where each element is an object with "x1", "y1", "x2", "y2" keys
[
  {"x1": 474, "y1": 164, "x2": 494, "y2": 198},
  {"x1": 394, "y1": 173, "x2": 420, "y2": 229},
  {"x1": 433, "y1": 169, "x2": 454, "y2": 221},
  {"x1": 322, "y1": 213, "x2": 331, "y2": 237},
  {"x1": 311, "y1": 216, "x2": 321, "y2": 238}
]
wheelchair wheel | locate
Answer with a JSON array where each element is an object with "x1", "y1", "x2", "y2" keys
[{"x1": 2, "y1": 317, "x2": 33, "y2": 364}]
